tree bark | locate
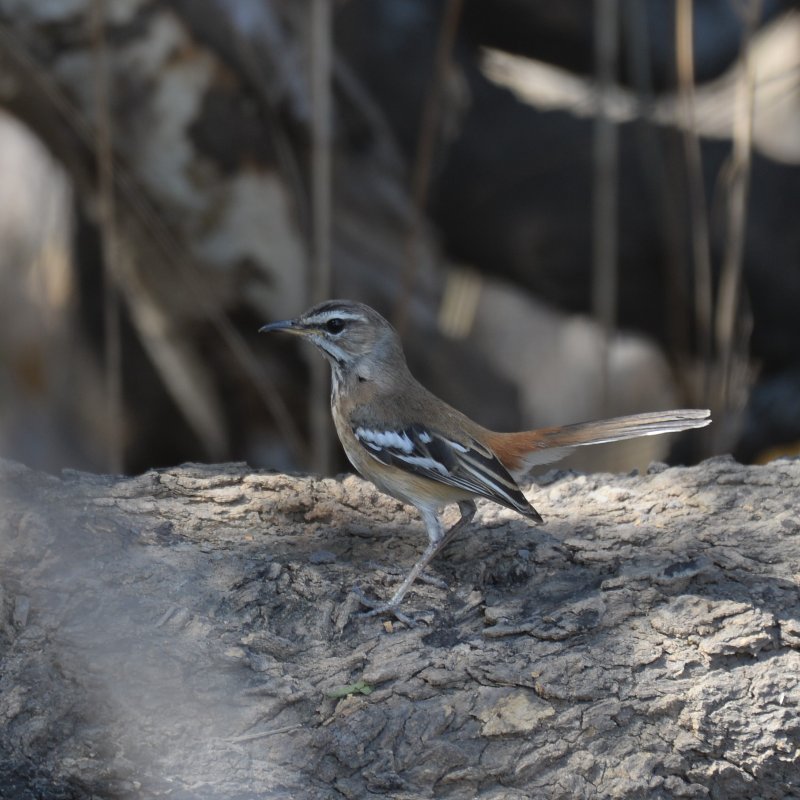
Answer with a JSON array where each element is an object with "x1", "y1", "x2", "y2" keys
[{"x1": 1, "y1": 456, "x2": 798, "y2": 798}]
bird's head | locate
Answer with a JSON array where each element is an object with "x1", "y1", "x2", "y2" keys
[{"x1": 260, "y1": 300, "x2": 404, "y2": 378}]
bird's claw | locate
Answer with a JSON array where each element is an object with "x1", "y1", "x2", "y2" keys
[{"x1": 351, "y1": 586, "x2": 420, "y2": 628}]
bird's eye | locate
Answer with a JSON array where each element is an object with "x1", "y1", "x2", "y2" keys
[{"x1": 325, "y1": 318, "x2": 345, "y2": 334}]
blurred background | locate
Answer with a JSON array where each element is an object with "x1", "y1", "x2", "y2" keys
[{"x1": 0, "y1": 0, "x2": 798, "y2": 478}]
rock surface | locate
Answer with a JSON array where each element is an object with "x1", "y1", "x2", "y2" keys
[{"x1": 0, "y1": 456, "x2": 799, "y2": 798}]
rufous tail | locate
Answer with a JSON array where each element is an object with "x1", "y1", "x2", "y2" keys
[{"x1": 487, "y1": 409, "x2": 711, "y2": 477}]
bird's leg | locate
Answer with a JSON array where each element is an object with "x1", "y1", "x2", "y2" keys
[
  {"x1": 438, "y1": 500, "x2": 477, "y2": 552},
  {"x1": 354, "y1": 501, "x2": 477, "y2": 625}
]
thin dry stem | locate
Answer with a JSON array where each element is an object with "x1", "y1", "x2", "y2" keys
[
  {"x1": 309, "y1": 0, "x2": 334, "y2": 474},
  {"x1": 89, "y1": 0, "x2": 123, "y2": 474},
  {"x1": 676, "y1": 0, "x2": 714, "y2": 407},
  {"x1": 592, "y1": 0, "x2": 620, "y2": 413},
  {"x1": 714, "y1": 0, "x2": 761, "y2": 444},
  {"x1": 394, "y1": 0, "x2": 464, "y2": 336}
]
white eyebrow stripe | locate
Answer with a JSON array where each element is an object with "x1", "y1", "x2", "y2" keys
[{"x1": 307, "y1": 310, "x2": 365, "y2": 325}]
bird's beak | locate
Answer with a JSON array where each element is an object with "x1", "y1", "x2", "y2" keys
[{"x1": 259, "y1": 318, "x2": 306, "y2": 336}]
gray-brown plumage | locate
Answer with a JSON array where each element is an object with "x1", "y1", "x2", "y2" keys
[{"x1": 261, "y1": 300, "x2": 711, "y2": 624}]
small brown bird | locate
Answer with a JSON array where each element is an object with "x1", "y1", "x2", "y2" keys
[{"x1": 261, "y1": 300, "x2": 710, "y2": 624}]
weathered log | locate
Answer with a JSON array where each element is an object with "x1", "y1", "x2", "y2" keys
[{"x1": 1, "y1": 456, "x2": 798, "y2": 798}]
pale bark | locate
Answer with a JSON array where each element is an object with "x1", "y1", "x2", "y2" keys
[{"x1": 1, "y1": 456, "x2": 798, "y2": 798}]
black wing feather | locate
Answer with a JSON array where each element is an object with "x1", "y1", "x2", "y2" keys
[{"x1": 352, "y1": 423, "x2": 542, "y2": 520}]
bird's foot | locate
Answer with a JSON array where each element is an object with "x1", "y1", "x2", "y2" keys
[
  {"x1": 351, "y1": 586, "x2": 420, "y2": 628},
  {"x1": 365, "y1": 562, "x2": 448, "y2": 590}
]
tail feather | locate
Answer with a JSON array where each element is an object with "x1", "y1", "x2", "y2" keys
[{"x1": 488, "y1": 409, "x2": 711, "y2": 477}]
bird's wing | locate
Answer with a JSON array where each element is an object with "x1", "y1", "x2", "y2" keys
[{"x1": 352, "y1": 423, "x2": 542, "y2": 521}]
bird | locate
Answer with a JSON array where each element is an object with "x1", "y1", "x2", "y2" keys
[{"x1": 260, "y1": 300, "x2": 711, "y2": 625}]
